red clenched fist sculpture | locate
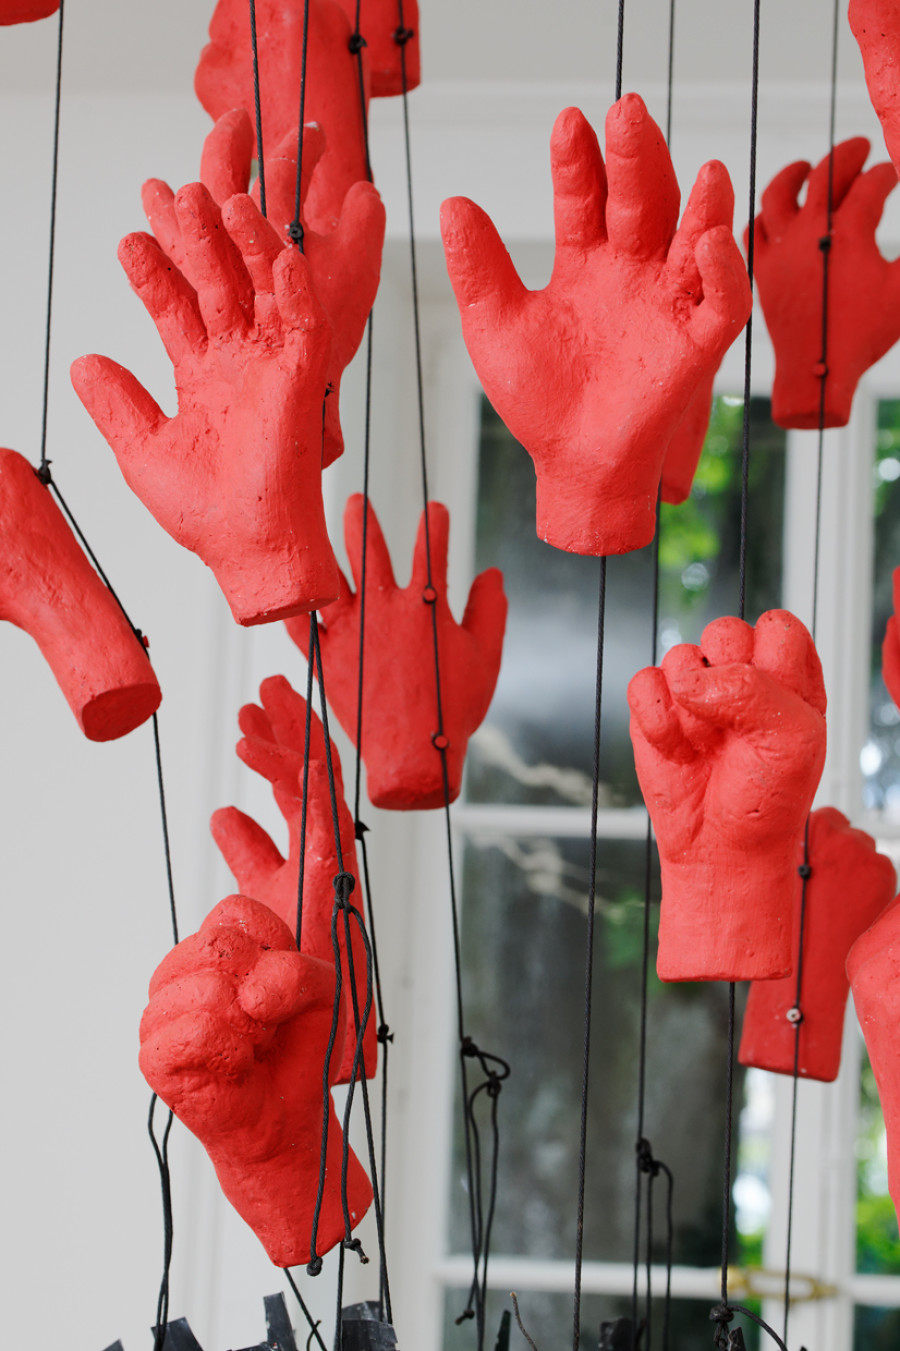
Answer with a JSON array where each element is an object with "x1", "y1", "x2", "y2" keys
[
  {"x1": 628, "y1": 611, "x2": 827, "y2": 982},
  {"x1": 140, "y1": 895, "x2": 373, "y2": 1267},
  {"x1": 0, "y1": 450, "x2": 161, "y2": 740},
  {"x1": 71, "y1": 175, "x2": 341, "y2": 626},
  {"x1": 883, "y1": 566, "x2": 900, "y2": 711},
  {"x1": 195, "y1": 0, "x2": 369, "y2": 234},
  {"x1": 752, "y1": 138, "x2": 900, "y2": 429},
  {"x1": 0, "y1": 0, "x2": 58, "y2": 20},
  {"x1": 848, "y1": 896, "x2": 900, "y2": 1225},
  {"x1": 441, "y1": 97, "x2": 751, "y2": 555},
  {"x1": 850, "y1": 0, "x2": 900, "y2": 180},
  {"x1": 332, "y1": 0, "x2": 421, "y2": 97},
  {"x1": 286, "y1": 495, "x2": 507, "y2": 810},
  {"x1": 211, "y1": 674, "x2": 376, "y2": 1083},
  {"x1": 739, "y1": 808, "x2": 895, "y2": 1081}
]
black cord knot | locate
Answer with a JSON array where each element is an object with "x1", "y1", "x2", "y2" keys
[
  {"x1": 454, "y1": 1307, "x2": 475, "y2": 1326},
  {"x1": 709, "y1": 1305, "x2": 732, "y2": 1325},
  {"x1": 287, "y1": 220, "x2": 305, "y2": 246},
  {"x1": 133, "y1": 628, "x2": 151, "y2": 650},
  {"x1": 35, "y1": 461, "x2": 52, "y2": 485},
  {"x1": 422, "y1": 585, "x2": 438, "y2": 604},
  {"x1": 786, "y1": 1005, "x2": 803, "y2": 1024},
  {"x1": 332, "y1": 871, "x2": 357, "y2": 906},
  {"x1": 797, "y1": 863, "x2": 812, "y2": 879},
  {"x1": 635, "y1": 1136, "x2": 660, "y2": 1176},
  {"x1": 377, "y1": 1022, "x2": 394, "y2": 1044},
  {"x1": 461, "y1": 1035, "x2": 479, "y2": 1058},
  {"x1": 432, "y1": 732, "x2": 450, "y2": 751},
  {"x1": 393, "y1": 25, "x2": 414, "y2": 44},
  {"x1": 486, "y1": 1071, "x2": 502, "y2": 1099},
  {"x1": 818, "y1": 233, "x2": 833, "y2": 252},
  {"x1": 306, "y1": 1255, "x2": 323, "y2": 1277},
  {"x1": 348, "y1": 32, "x2": 367, "y2": 53},
  {"x1": 354, "y1": 818, "x2": 369, "y2": 839},
  {"x1": 343, "y1": 1236, "x2": 369, "y2": 1263}
]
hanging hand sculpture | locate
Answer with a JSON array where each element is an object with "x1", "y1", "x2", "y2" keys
[
  {"x1": 332, "y1": 0, "x2": 421, "y2": 97},
  {"x1": 752, "y1": 137, "x2": 900, "y2": 429},
  {"x1": 0, "y1": 0, "x2": 58, "y2": 20},
  {"x1": 211, "y1": 674, "x2": 376, "y2": 1082},
  {"x1": 882, "y1": 565, "x2": 900, "y2": 711},
  {"x1": 285, "y1": 495, "x2": 507, "y2": 810},
  {"x1": 0, "y1": 449, "x2": 161, "y2": 740},
  {"x1": 849, "y1": 0, "x2": 900, "y2": 180},
  {"x1": 739, "y1": 807, "x2": 896, "y2": 1081},
  {"x1": 71, "y1": 176, "x2": 341, "y2": 626},
  {"x1": 628, "y1": 611, "x2": 827, "y2": 981},
  {"x1": 140, "y1": 895, "x2": 373, "y2": 1268},
  {"x1": 151, "y1": 107, "x2": 384, "y2": 469},
  {"x1": 440, "y1": 96, "x2": 751, "y2": 554},
  {"x1": 195, "y1": 0, "x2": 369, "y2": 234}
]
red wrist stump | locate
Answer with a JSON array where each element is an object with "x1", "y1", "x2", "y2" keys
[
  {"x1": 332, "y1": 0, "x2": 420, "y2": 97},
  {"x1": 850, "y1": 0, "x2": 900, "y2": 180},
  {"x1": 739, "y1": 807, "x2": 896, "y2": 1081},
  {"x1": 0, "y1": 449, "x2": 161, "y2": 740},
  {"x1": 139, "y1": 895, "x2": 373, "y2": 1268},
  {"x1": 0, "y1": 0, "x2": 58, "y2": 20},
  {"x1": 211, "y1": 674, "x2": 376, "y2": 1083},
  {"x1": 628, "y1": 611, "x2": 827, "y2": 982},
  {"x1": 752, "y1": 138, "x2": 900, "y2": 429},
  {"x1": 286, "y1": 495, "x2": 507, "y2": 810}
]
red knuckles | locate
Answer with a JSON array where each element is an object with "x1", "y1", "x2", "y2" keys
[
  {"x1": 883, "y1": 566, "x2": 900, "y2": 711},
  {"x1": 441, "y1": 97, "x2": 751, "y2": 554},
  {"x1": 195, "y1": 0, "x2": 369, "y2": 235},
  {"x1": 848, "y1": 895, "x2": 900, "y2": 1224},
  {"x1": 0, "y1": 450, "x2": 161, "y2": 740},
  {"x1": 739, "y1": 808, "x2": 896, "y2": 1081},
  {"x1": 628, "y1": 611, "x2": 827, "y2": 982},
  {"x1": 285, "y1": 495, "x2": 507, "y2": 810},
  {"x1": 850, "y1": 0, "x2": 900, "y2": 181},
  {"x1": 752, "y1": 138, "x2": 900, "y2": 429},
  {"x1": 211, "y1": 675, "x2": 376, "y2": 1083},
  {"x1": 0, "y1": 0, "x2": 58, "y2": 21},
  {"x1": 71, "y1": 181, "x2": 342, "y2": 627},
  {"x1": 139, "y1": 895, "x2": 373, "y2": 1267},
  {"x1": 332, "y1": 0, "x2": 421, "y2": 98}
]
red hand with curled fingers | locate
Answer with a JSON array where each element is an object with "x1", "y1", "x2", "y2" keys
[
  {"x1": 286, "y1": 495, "x2": 507, "y2": 810},
  {"x1": 752, "y1": 138, "x2": 900, "y2": 429},
  {"x1": 211, "y1": 675, "x2": 376, "y2": 1083},
  {"x1": 850, "y1": 0, "x2": 900, "y2": 180},
  {"x1": 71, "y1": 148, "x2": 343, "y2": 626},
  {"x1": 628, "y1": 611, "x2": 827, "y2": 982},
  {"x1": 140, "y1": 895, "x2": 372, "y2": 1267},
  {"x1": 441, "y1": 96, "x2": 751, "y2": 552}
]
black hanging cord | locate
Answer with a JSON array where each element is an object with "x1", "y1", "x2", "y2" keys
[
  {"x1": 296, "y1": 641, "x2": 317, "y2": 950},
  {"x1": 615, "y1": 0, "x2": 625, "y2": 102},
  {"x1": 290, "y1": 0, "x2": 312, "y2": 251},
  {"x1": 285, "y1": 1268, "x2": 330, "y2": 1351},
  {"x1": 39, "y1": 0, "x2": 65, "y2": 476},
  {"x1": 248, "y1": 0, "x2": 267, "y2": 217}
]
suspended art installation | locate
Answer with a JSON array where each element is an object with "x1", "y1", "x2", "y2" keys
[
  {"x1": 849, "y1": 0, "x2": 900, "y2": 180},
  {"x1": 211, "y1": 674, "x2": 376, "y2": 1081},
  {"x1": 0, "y1": 0, "x2": 57, "y2": 21},
  {"x1": 882, "y1": 564, "x2": 900, "y2": 710},
  {"x1": 139, "y1": 895, "x2": 373, "y2": 1267},
  {"x1": 183, "y1": 107, "x2": 385, "y2": 468},
  {"x1": 628, "y1": 610, "x2": 827, "y2": 981},
  {"x1": 0, "y1": 448, "x2": 161, "y2": 740},
  {"x1": 104, "y1": 1293, "x2": 301, "y2": 1351},
  {"x1": 70, "y1": 179, "x2": 342, "y2": 626},
  {"x1": 332, "y1": 0, "x2": 421, "y2": 97},
  {"x1": 739, "y1": 807, "x2": 896, "y2": 1081},
  {"x1": 195, "y1": 0, "x2": 370, "y2": 233},
  {"x1": 286, "y1": 495, "x2": 507, "y2": 809},
  {"x1": 848, "y1": 895, "x2": 900, "y2": 1226},
  {"x1": 752, "y1": 137, "x2": 900, "y2": 429},
  {"x1": 440, "y1": 95, "x2": 752, "y2": 555}
]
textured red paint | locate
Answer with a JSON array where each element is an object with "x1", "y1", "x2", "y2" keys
[
  {"x1": 0, "y1": 449, "x2": 161, "y2": 740},
  {"x1": 195, "y1": 0, "x2": 369, "y2": 235},
  {"x1": 286, "y1": 495, "x2": 507, "y2": 810},
  {"x1": 850, "y1": 0, "x2": 900, "y2": 180},
  {"x1": 332, "y1": 0, "x2": 420, "y2": 97},
  {"x1": 660, "y1": 370, "x2": 715, "y2": 505},
  {"x1": 211, "y1": 675, "x2": 376, "y2": 1083},
  {"x1": 171, "y1": 109, "x2": 384, "y2": 469},
  {"x1": 752, "y1": 138, "x2": 900, "y2": 429},
  {"x1": 883, "y1": 566, "x2": 900, "y2": 711},
  {"x1": 848, "y1": 895, "x2": 900, "y2": 1224},
  {"x1": 0, "y1": 0, "x2": 57, "y2": 21},
  {"x1": 441, "y1": 97, "x2": 751, "y2": 555},
  {"x1": 628, "y1": 611, "x2": 827, "y2": 981},
  {"x1": 739, "y1": 808, "x2": 895, "y2": 1081},
  {"x1": 71, "y1": 177, "x2": 341, "y2": 626},
  {"x1": 140, "y1": 895, "x2": 373, "y2": 1267}
]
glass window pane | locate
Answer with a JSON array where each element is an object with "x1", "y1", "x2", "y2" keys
[
  {"x1": 467, "y1": 396, "x2": 786, "y2": 807},
  {"x1": 857, "y1": 1040, "x2": 900, "y2": 1276},
  {"x1": 864, "y1": 399, "x2": 900, "y2": 816},
  {"x1": 854, "y1": 1304, "x2": 900, "y2": 1350}
]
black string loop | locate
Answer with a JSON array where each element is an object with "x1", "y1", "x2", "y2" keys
[
  {"x1": 635, "y1": 1137, "x2": 660, "y2": 1178},
  {"x1": 287, "y1": 219, "x2": 305, "y2": 247},
  {"x1": 343, "y1": 1236, "x2": 369, "y2": 1264},
  {"x1": 393, "y1": 25, "x2": 414, "y2": 44},
  {"x1": 377, "y1": 1023, "x2": 393, "y2": 1044},
  {"x1": 348, "y1": 32, "x2": 367, "y2": 53},
  {"x1": 333, "y1": 871, "x2": 357, "y2": 906}
]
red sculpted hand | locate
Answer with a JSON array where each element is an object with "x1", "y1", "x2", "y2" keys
[
  {"x1": 0, "y1": 449, "x2": 160, "y2": 740},
  {"x1": 211, "y1": 674, "x2": 375, "y2": 1083},
  {"x1": 0, "y1": 1, "x2": 57, "y2": 21},
  {"x1": 139, "y1": 895, "x2": 373, "y2": 1267},
  {"x1": 883, "y1": 566, "x2": 900, "y2": 710},
  {"x1": 195, "y1": 0, "x2": 369, "y2": 234},
  {"x1": 71, "y1": 174, "x2": 341, "y2": 627},
  {"x1": 628, "y1": 611, "x2": 827, "y2": 982},
  {"x1": 752, "y1": 138, "x2": 900, "y2": 428},
  {"x1": 740, "y1": 807, "x2": 895, "y2": 1081},
  {"x1": 850, "y1": 0, "x2": 900, "y2": 179},
  {"x1": 332, "y1": 0, "x2": 421, "y2": 97},
  {"x1": 441, "y1": 96, "x2": 751, "y2": 555},
  {"x1": 286, "y1": 495, "x2": 507, "y2": 810}
]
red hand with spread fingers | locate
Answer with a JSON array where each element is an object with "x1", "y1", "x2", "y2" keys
[
  {"x1": 195, "y1": 0, "x2": 369, "y2": 235},
  {"x1": 140, "y1": 895, "x2": 373, "y2": 1268},
  {"x1": 752, "y1": 138, "x2": 900, "y2": 429},
  {"x1": 0, "y1": 449, "x2": 161, "y2": 740},
  {"x1": 739, "y1": 807, "x2": 896, "y2": 1081},
  {"x1": 883, "y1": 566, "x2": 900, "y2": 711},
  {"x1": 211, "y1": 674, "x2": 376, "y2": 1083},
  {"x1": 332, "y1": 0, "x2": 421, "y2": 97},
  {"x1": 71, "y1": 174, "x2": 341, "y2": 627},
  {"x1": 628, "y1": 611, "x2": 827, "y2": 982},
  {"x1": 850, "y1": 0, "x2": 900, "y2": 180},
  {"x1": 286, "y1": 495, "x2": 507, "y2": 810},
  {"x1": 0, "y1": 0, "x2": 57, "y2": 21},
  {"x1": 441, "y1": 96, "x2": 751, "y2": 555}
]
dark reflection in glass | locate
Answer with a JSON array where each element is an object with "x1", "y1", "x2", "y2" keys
[
  {"x1": 448, "y1": 835, "x2": 747, "y2": 1268},
  {"x1": 864, "y1": 400, "x2": 900, "y2": 817},
  {"x1": 857, "y1": 1040, "x2": 900, "y2": 1275},
  {"x1": 467, "y1": 396, "x2": 786, "y2": 807},
  {"x1": 854, "y1": 1304, "x2": 900, "y2": 1350}
]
